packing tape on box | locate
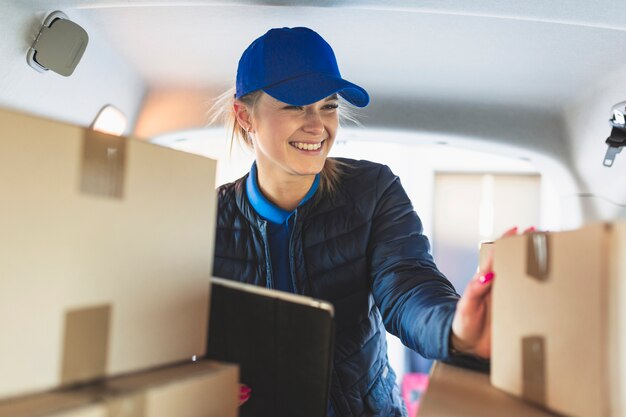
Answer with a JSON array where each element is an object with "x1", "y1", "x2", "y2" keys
[
  {"x1": 80, "y1": 130, "x2": 126, "y2": 199},
  {"x1": 522, "y1": 336, "x2": 547, "y2": 406},
  {"x1": 526, "y1": 233, "x2": 550, "y2": 282},
  {"x1": 523, "y1": 234, "x2": 549, "y2": 405},
  {"x1": 106, "y1": 393, "x2": 146, "y2": 417},
  {"x1": 61, "y1": 305, "x2": 111, "y2": 384}
]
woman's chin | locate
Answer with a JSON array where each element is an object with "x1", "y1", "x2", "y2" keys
[{"x1": 297, "y1": 163, "x2": 326, "y2": 177}]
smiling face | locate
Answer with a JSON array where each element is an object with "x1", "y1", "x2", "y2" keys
[{"x1": 238, "y1": 92, "x2": 339, "y2": 186}]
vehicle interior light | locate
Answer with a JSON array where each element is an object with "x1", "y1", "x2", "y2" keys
[{"x1": 92, "y1": 105, "x2": 128, "y2": 136}]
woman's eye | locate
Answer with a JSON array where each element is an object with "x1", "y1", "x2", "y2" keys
[
  {"x1": 324, "y1": 103, "x2": 339, "y2": 110},
  {"x1": 284, "y1": 105, "x2": 304, "y2": 110}
]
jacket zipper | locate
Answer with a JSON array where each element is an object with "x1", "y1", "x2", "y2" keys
[
  {"x1": 288, "y1": 210, "x2": 298, "y2": 293},
  {"x1": 329, "y1": 390, "x2": 341, "y2": 417},
  {"x1": 259, "y1": 220, "x2": 274, "y2": 289}
]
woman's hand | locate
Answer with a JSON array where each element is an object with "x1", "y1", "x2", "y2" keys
[
  {"x1": 450, "y1": 226, "x2": 533, "y2": 358},
  {"x1": 239, "y1": 384, "x2": 252, "y2": 406}
]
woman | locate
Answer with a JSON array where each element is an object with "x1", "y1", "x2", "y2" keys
[{"x1": 212, "y1": 27, "x2": 495, "y2": 416}]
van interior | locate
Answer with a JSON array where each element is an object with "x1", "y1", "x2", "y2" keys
[{"x1": 1, "y1": 1, "x2": 625, "y2": 416}]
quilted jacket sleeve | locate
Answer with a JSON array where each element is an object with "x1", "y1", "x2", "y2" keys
[{"x1": 367, "y1": 164, "x2": 462, "y2": 361}]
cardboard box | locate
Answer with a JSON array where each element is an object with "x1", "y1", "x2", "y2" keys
[
  {"x1": 0, "y1": 360, "x2": 239, "y2": 417},
  {"x1": 0, "y1": 108, "x2": 218, "y2": 399},
  {"x1": 418, "y1": 362, "x2": 556, "y2": 417},
  {"x1": 479, "y1": 241, "x2": 494, "y2": 271},
  {"x1": 491, "y1": 222, "x2": 626, "y2": 417}
]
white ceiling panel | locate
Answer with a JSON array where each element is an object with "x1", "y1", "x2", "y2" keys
[{"x1": 18, "y1": 0, "x2": 617, "y2": 112}]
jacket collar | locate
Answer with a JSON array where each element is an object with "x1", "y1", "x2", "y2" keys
[
  {"x1": 245, "y1": 162, "x2": 320, "y2": 224},
  {"x1": 233, "y1": 159, "x2": 351, "y2": 226}
]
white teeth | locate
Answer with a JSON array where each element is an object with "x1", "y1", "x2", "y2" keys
[{"x1": 292, "y1": 141, "x2": 322, "y2": 151}]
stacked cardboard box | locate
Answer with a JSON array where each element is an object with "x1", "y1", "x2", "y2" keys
[
  {"x1": 0, "y1": 361, "x2": 238, "y2": 417},
  {"x1": 418, "y1": 362, "x2": 556, "y2": 417},
  {"x1": 491, "y1": 222, "x2": 626, "y2": 417},
  {"x1": 0, "y1": 108, "x2": 238, "y2": 416}
]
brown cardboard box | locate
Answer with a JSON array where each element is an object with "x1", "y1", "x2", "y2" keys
[
  {"x1": 418, "y1": 362, "x2": 557, "y2": 417},
  {"x1": 0, "y1": 108, "x2": 218, "y2": 399},
  {"x1": 479, "y1": 241, "x2": 494, "y2": 271},
  {"x1": 0, "y1": 360, "x2": 239, "y2": 417},
  {"x1": 491, "y1": 222, "x2": 626, "y2": 417}
]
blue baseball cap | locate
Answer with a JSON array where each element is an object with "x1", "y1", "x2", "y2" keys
[{"x1": 235, "y1": 27, "x2": 369, "y2": 107}]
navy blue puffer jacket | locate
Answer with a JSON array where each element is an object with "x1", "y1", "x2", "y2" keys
[{"x1": 213, "y1": 158, "x2": 462, "y2": 417}]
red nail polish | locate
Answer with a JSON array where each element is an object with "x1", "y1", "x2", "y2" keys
[{"x1": 479, "y1": 272, "x2": 495, "y2": 284}]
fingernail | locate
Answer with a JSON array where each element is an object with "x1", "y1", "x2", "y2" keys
[
  {"x1": 242, "y1": 387, "x2": 252, "y2": 393},
  {"x1": 479, "y1": 272, "x2": 495, "y2": 284}
]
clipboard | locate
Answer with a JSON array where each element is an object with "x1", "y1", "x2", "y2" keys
[{"x1": 206, "y1": 277, "x2": 335, "y2": 417}]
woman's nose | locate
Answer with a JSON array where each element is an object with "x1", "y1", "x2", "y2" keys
[{"x1": 302, "y1": 110, "x2": 325, "y2": 135}]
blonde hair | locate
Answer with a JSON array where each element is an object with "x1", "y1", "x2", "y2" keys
[{"x1": 208, "y1": 88, "x2": 360, "y2": 196}]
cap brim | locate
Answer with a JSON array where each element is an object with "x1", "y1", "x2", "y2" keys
[{"x1": 263, "y1": 73, "x2": 370, "y2": 107}]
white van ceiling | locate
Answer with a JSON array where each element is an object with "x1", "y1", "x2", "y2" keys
[
  {"x1": 60, "y1": 0, "x2": 626, "y2": 112},
  {"x1": 4, "y1": 1, "x2": 626, "y2": 221}
]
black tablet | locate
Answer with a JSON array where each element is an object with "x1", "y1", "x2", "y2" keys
[{"x1": 206, "y1": 277, "x2": 335, "y2": 417}]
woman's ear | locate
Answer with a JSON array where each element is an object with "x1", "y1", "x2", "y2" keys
[{"x1": 233, "y1": 101, "x2": 252, "y2": 132}]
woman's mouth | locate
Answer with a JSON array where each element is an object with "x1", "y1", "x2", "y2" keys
[{"x1": 289, "y1": 139, "x2": 325, "y2": 151}]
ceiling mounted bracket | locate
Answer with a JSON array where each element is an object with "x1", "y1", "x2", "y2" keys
[
  {"x1": 603, "y1": 101, "x2": 626, "y2": 167},
  {"x1": 27, "y1": 10, "x2": 89, "y2": 77}
]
